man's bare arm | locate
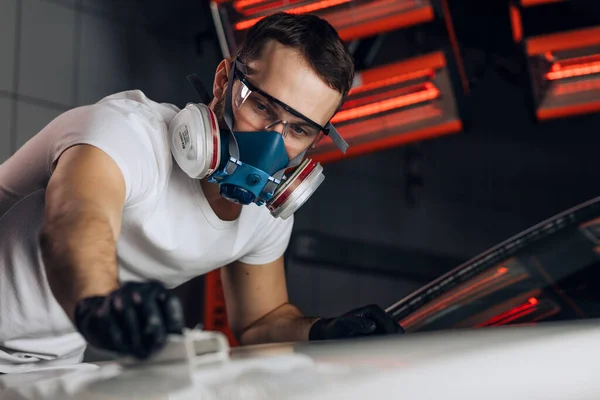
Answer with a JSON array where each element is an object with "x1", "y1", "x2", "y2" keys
[
  {"x1": 237, "y1": 301, "x2": 318, "y2": 345},
  {"x1": 221, "y1": 256, "x2": 317, "y2": 345},
  {"x1": 220, "y1": 255, "x2": 404, "y2": 344},
  {"x1": 40, "y1": 144, "x2": 126, "y2": 320}
]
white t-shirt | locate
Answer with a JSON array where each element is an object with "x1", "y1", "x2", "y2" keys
[{"x1": 0, "y1": 90, "x2": 293, "y2": 370}]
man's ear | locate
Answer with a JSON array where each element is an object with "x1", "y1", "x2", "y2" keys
[{"x1": 213, "y1": 58, "x2": 233, "y2": 99}]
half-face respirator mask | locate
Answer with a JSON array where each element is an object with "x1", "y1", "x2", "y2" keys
[{"x1": 168, "y1": 59, "x2": 349, "y2": 219}]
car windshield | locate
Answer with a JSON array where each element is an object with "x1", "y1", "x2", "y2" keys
[{"x1": 387, "y1": 197, "x2": 600, "y2": 333}]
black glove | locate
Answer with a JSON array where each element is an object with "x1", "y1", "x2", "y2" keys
[
  {"x1": 74, "y1": 281, "x2": 185, "y2": 359},
  {"x1": 309, "y1": 304, "x2": 405, "y2": 341}
]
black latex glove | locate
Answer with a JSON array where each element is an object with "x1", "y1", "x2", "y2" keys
[
  {"x1": 74, "y1": 281, "x2": 185, "y2": 359},
  {"x1": 309, "y1": 304, "x2": 405, "y2": 341}
]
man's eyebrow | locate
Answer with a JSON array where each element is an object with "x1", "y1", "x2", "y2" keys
[
  {"x1": 280, "y1": 113, "x2": 316, "y2": 128},
  {"x1": 290, "y1": 120, "x2": 317, "y2": 129},
  {"x1": 264, "y1": 96, "x2": 280, "y2": 109},
  {"x1": 263, "y1": 96, "x2": 319, "y2": 127}
]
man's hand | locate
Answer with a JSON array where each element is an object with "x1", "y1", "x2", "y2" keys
[
  {"x1": 309, "y1": 304, "x2": 405, "y2": 341},
  {"x1": 74, "y1": 281, "x2": 185, "y2": 359}
]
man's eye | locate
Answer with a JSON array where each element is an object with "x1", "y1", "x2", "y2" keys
[
  {"x1": 254, "y1": 102, "x2": 268, "y2": 112},
  {"x1": 291, "y1": 125, "x2": 307, "y2": 135}
]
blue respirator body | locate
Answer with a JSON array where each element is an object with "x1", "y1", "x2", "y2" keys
[
  {"x1": 211, "y1": 130, "x2": 289, "y2": 206},
  {"x1": 168, "y1": 102, "x2": 325, "y2": 219}
]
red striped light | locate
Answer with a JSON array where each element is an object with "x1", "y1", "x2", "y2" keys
[
  {"x1": 234, "y1": 0, "x2": 351, "y2": 30},
  {"x1": 331, "y1": 83, "x2": 440, "y2": 124}
]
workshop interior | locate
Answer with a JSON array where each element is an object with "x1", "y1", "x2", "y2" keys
[{"x1": 2, "y1": 0, "x2": 600, "y2": 348}]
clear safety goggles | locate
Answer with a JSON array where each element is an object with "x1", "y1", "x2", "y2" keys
[{"x1": 230, "y1": 60, "x2": 349, "y2": 155}]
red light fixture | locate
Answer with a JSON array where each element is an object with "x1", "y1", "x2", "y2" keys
[
  {"x1": 510, "y1": 1, "x2": 600, "y2": 121},
  {"x1": 520, "y1": 0, "x2": 565, "y2": 7},
  {"x1": 526, "y1": 27, "x2": 600, "y2": 121},
  {"x1": 545, "y1": 55, "x2": 600, "y2": 81},
  {"x1": 331, "y1": 83, "x2": 441, "y2": 124},
  {"x1": 211, "y1": 0, "x2": 435, "y2": 58},
  {"x1": 308, "y1": 52, "x2": 463, "y2": 163},
  {"x1": 233, "y1": 0, "x2": 353, "y2": 30}
]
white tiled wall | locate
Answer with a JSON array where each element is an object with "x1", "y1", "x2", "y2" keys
[
  {"x1": 0, "y1": 0, "x2": 209, "y2": 164},
  {"x1": 314, "y1": 268, "x2": 361, "y2": 317},
  {"x1": 46, "y1": 0, "x2": 77, "y2": 7},
  {"x1": 80, "y1": 0, "x2": 139, "y2": 23},
  {"x1": 77, "y1": 11, "x2": 133, "y2": 105},
  {"x1": 286, "y1": 261, "x2": 318, "y2": 315},
  {"x1": 18, "y1": 0, "x2": 76, "y2": 106},
  {"x1": 286, "y1": 261, "x2": 424, "y2": 318},
  {"x1": 0, "y1": 0, "x2": 16, "y2": 92},
  {"x1": 357, "y1": 275, "x2": 422, "y2": 311},
  {"x1": 0, "y1": 98, "x2": 12, "y2": 163},
  {"x1": 15, "y1": 101, "x2": 65, "y2": 149},
  {"x1": 129, "y1": 30, "x2": 183, "y2": 105}
]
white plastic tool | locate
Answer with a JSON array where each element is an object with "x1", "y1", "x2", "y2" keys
[{"x1": 119, "y1": 329, "x2": 230, "y2": 368}]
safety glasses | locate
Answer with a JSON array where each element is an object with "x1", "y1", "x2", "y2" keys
[{"x1": 231, "y1": 59, "x2": 349, "y2": 154}]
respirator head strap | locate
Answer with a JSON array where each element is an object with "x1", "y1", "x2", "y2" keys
[
  {"x1": 324, "y1": 123, "x2": 349, "y2": 154},
  {"x1": 186, "y1": 73, "x2": 212, "y2": 104},
  {"x1": 262, "y1": 147, "x2": 309, "y2": 198},
  {"x1": 274, "y1": 148, "x2": 308, "y2": 180},
  {"x1": 222, "y1": 59, "x2": 246, "y2": 168}
]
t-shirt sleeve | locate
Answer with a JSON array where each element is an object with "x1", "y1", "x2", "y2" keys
[
  {"x1": 46, "y1": 100, "x2": 168, "y2": 206},
  {"x1": 238, "y1": 214, "x2": 294, "y2": 265}
]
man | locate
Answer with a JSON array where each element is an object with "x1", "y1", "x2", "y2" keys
[{"x1": 0, "y1": 12, "x2": 402, "y2": 371}]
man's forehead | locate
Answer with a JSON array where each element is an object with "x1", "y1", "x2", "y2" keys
[{"x1": 243, "y1": 43, "x2": 342, "y2": 125}]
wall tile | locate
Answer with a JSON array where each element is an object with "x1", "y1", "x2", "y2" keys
[
  {"x1": 0, "y1": 97, "x2": 13, "y2": 163},
  {"x1": 286, "y1": 262, "x2": 318, "y2": 317},
  {"x1": 0, "y1": 0, "x2": 17, "y2": 92},
  {"x1": 15, "y1": 101, "x2": 65, "y2": 150},
  {"x1": 314, "y1": 268, "x2": 361, "y2": 317},
  {"x1": 128, "y1": 31, "x2": 220, "y2": 109},
  {"x1": 129, "y1": 28, "x2": 186, "y2": 107},
  {"x1": 80, "y1": 0, "x2": 140, "y2": 24},
  {"x1": 43, "y1": 0, "x2": 76, "y2": 7},
  {"x1": 80, "y1": 0, "x2": 210, "y2": 37},
  {"x1": 286, "y1": 263, "x2": 423, "y2": 320},
  {"x1": 77, "y1": 12, "x2": 132, "y2": 105},
  {"x1": 18, "y1": 0, "x2": 76, "y2": 106},
  {"x1": 176, "y1": 39, "x2": 221, "y2": 106},
  {"x1": 358, "y1": 275, "x2": 422, "y2": 312}
]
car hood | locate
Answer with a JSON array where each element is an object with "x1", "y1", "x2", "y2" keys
[{"x1": 2, "y1": 320, "x2": 600, "y2": 400}]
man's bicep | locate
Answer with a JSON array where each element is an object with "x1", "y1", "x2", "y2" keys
[
  {"x1": 220, "y1": 256, "x2": 290, "y2": 336},
  {"x1": 46, "y1": 144, "x2": 126, "y2": 237}
]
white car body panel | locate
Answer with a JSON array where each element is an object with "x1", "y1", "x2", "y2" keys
[{"x1": 1, "y1": 321, "x2": 599, "y2": 400}]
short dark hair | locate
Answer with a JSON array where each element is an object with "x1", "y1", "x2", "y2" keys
[{"x1": 237, "y1": 12, "x2": 355, "y2": 106}]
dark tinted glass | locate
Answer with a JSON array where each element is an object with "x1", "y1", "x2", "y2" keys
[{"x1": 389, "y1": 200, "x2": 600, "y2": 333}]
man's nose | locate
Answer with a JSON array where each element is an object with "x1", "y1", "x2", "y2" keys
[{"x1": 265, "y1": 120, "x2": 289, "y2": 138}]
